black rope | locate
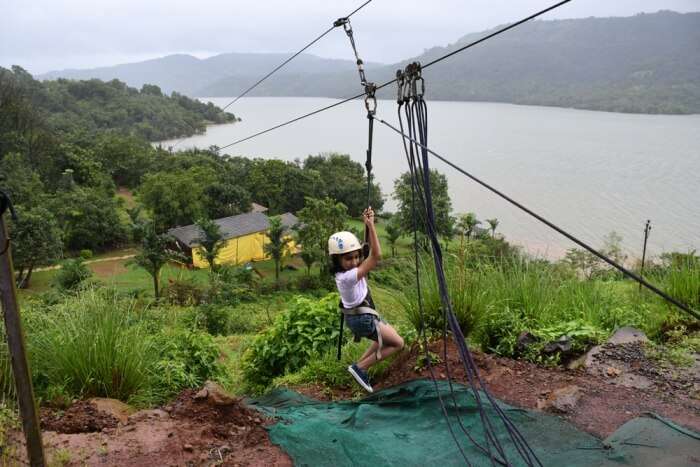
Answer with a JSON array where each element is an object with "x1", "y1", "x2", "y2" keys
[
  {"x1": 216, "y1": 0, "x2": 571, "y2": 151},
  {"x1": 377, "y1": 117, "x2": 700, "y2": 322},
  {"x1": 396, "y1": 64, "x2": 543, "y2": 466}
]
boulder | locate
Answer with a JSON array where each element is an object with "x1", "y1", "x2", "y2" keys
[
  {"x1": 194, "y1": 381, "x2": 238, "y2": 406},
  {"x1": 537, "y1": 385, "x2": 582, "y2": 413},
  {"x1": 88, "y1": 398, "x2": 136, "y2": 424}
]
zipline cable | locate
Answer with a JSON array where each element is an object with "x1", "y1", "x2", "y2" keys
[
  {"x1": 214, "y1": 0, "x2": 572, "y2": 151},
  {"x1": 377, "y1": 116, "x2": 700, "y2": 321},
  {"x1": 220, "y1": 0, "x2": 373, "y2": 112},
  {"x1": 169, "y1": 0, "x2": 373, "y2": 149}
]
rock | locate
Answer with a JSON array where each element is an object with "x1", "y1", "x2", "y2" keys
[
  {"x1": 607, "y1": 327, "x2": 648, "y2": 345},
  {"x1": 88, "y1": 398, "x2": 135, "y2": 424},
  {"x1": 196, "y1": 381, "x2": 238, "y2": 406},
  {"x1": 606, "y1": 366, "x2": 622, "y2": 377},
  {"x1": 538, "y1": 385, "x2": 582, "y2": 413},
  {"x1": 543, "y1": 336, "x2": 573, "y2": 355},
  {"x1": 516, "y1": 332, "x2": 539, "y2": 354},
  {"x1": 183, "y1": 444, "x2": 193, "y2": 452}
]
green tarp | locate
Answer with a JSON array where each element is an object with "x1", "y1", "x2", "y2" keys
[{"x1": 249, "y1": 379, "x2": 699, "y2": 467}]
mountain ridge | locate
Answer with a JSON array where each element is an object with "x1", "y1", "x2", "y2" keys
[{"x1": 38, "y1": 11, "x2": 700, "y2": 114}]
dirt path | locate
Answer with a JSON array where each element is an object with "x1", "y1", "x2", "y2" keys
[
  {"x1": 35, "y1": 254, "x2": 136, "y2": 272},
  {"x1": 34, "y1": 342, "x2": 699, "y2": 466}
]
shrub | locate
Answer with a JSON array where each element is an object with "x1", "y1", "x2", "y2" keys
[
  {"x1": 27, "y1": 289, "x2": 155, "y2": 402},
  {"x1": 400, "y1": 254, "x2": 490, "y2": 336},
  {"x1": 191, "y1": 304, "x2": 231, "y2": 336},
  {"x1": 163, "y1": 278, "x2": 207, "y2": 306},
  {"x1": 242, "y1": 293, "x2": 342, "y2": 389},
  {"x1": 54, "y1": 258, "x2": 92, "y2": 291},
  {"x1": 148, "y1": 327, "x2": 223, "y2": 401}
]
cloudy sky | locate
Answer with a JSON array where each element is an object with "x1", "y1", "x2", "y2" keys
[{"x1": 2, "y1": 0, "x2": 697, "y2": 75}]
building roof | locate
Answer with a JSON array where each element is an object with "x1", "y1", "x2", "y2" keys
[{"x1": 168, "y1": 212, "x2": 299, "y2": 247}]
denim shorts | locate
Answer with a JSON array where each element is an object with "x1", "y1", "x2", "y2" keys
[{"x1": 345, "y1": 313, "x2": 379, "y2": 341}]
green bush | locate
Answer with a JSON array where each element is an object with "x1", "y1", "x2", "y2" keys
[
  {"x1": 242, "y1": 293, "x2": 342, "y2": 389},
  {"x1": 54, "y1": 258, "x2": 92, "y2": 291},
  {"x1": 191, "y1": 304, "x2": 231, "y2": 336},
  {"x1": 27, "y1": 289, "x2": 155, "y2": 402},
  {"x1": 148, "y1": 327, "x2": 223, "y2": 401},
  {"x1": 400, "y1": 254, "x2": 490, "y2": 336},
  {"x1": 163, "y1": 278, "x2": 207, "y2": 306}
]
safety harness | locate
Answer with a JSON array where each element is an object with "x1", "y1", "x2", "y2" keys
[{"x1": 336, "y1": 291, "x2": 383, "y2": 362}]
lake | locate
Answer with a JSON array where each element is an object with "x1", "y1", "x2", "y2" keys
[{"x1": 160, "y1": 97, "x2": 700, "y2": 260}]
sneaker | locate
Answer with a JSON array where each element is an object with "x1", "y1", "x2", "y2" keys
[{"x1": 348, "y1": 364, "x2": 373, "y2": 393}]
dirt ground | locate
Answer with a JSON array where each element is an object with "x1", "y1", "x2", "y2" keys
[{"x1": 33, "y1": 340, "x2": 699, "y2": 466}]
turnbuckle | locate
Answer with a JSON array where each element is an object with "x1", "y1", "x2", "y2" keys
[{"x1": 364, "y1": 83, "x2": 377, "y2": 116}]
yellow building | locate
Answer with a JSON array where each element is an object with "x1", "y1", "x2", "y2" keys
[{"x1": 168, "y1": 211, "x2": 298, "y2": 268}]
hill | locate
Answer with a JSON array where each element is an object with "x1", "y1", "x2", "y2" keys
[
  {"x1": 3, "y1": 65, "x2": 237, "y2": 141},
  {"x1": 38, "y1": 11, "x2": 700, "y2": 114}
]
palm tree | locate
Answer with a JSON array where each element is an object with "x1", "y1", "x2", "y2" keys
[
  {"x1": 195, "y1": 217, "x2": 224, "y2": 273},
  {"x1": 457, "y1": 212, "x2": 480, "y2": 246},
  {"x1": 264, "y1": 216, "x2": 291, "y2": 284},
  {"x1": 486, "y1": 218, "x2": 499, "y2": 238}
]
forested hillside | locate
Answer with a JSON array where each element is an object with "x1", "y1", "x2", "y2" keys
[
  {"x1": 2, "y1": 66, "x2": 237, "y2": 141},
  {"x1": 39, "y1": 11, "x2": 700, "y2": 114}
]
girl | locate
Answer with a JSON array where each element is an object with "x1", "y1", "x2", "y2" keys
[{"x1": 328, "y1": 207, "x2": 404, "y2": 392}]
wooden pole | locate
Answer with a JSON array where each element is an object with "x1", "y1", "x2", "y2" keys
[
  {"x1": 0, "y1": 212, "x2": 46, "y2": 467},
  {"x1": 639, "y1": 220, "x2": 651, "y2": 292}
]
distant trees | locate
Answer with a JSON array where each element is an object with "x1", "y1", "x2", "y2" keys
[
  {"x1": 393, "y1": 169, "x2": 454, "y2": 239},
  {"x1": 297, "y1": 197, "x2": 348, "y2": 277}
]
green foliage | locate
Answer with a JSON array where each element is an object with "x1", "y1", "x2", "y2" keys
[
  {"x1": 264, "y1": 216, "x2": 292, "y2": 283},
  {"x1": 49, "y1": 184, "x2": 128, "y2": 251},
  {"x1": 149, "y1": 326, "x2": 223, "y2": 400},
  {"x1": 54, "y1": 258, "x2": 92, "y2": 291},
  {"x1": 195, "y1": 217, "x2": 224, "y2": 272},
  {"x1": 8, "y1": 205, "x2": 63, "y2": 288},
  {"x1": 138, "y1": 169, "x2": 206, "y2": 230},
  {"x1": 242, "y1": 293, "x2": 342, "y2": 389},
  {"x1": 384, "y1": 216, "x2": 403, "y2": 257},
  {"x1": 296, "y1": 196, "x2": 349, "y2": 277},
  {"x1": 654, "y1": 251, "x2": 699, "y2": 309},
  {"x1": 27, "y1": 290, "x2": 155, "y2": 401},
  {"x1": 129, "y1": 223, "x2": 181, "y2": 299},
  {"x1": 393, "y1": 169, "x2": 454, "y2": 238},
  {"x1": 400, "y1": 253, "x2": 490, "y2": 338},
  {"x1": 163, "y1": 278, "x2": 208, "y2": 306},
  {"x1": 302, "y1": 153, "x2": 384, "y2": 216},
  {"x1": 248, "y1": 159, "x2": 322, "y2": 214}
]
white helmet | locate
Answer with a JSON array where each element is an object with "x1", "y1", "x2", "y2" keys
[{"x1": 328, "y1": 231, "x2": 362, "y2": 255}]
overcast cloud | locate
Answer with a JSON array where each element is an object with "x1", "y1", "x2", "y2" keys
[{"x1": 2, "y1": 0, "x2": 697, "y2": 75}]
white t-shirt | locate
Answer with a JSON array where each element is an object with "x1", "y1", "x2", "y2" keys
[{"x1": 335, "y1": 268, "x2": 368, "y2": 309}]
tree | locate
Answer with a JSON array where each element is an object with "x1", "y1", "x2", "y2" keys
[
  {"x1": 9, "y1": 206, "x2": 63, "y2": 288},
  {"x1": 302, "y1": 153, "x2": 384, "y2": 216},
  {"x1": 297, "y1": 197, "x2": 348, "y2": 277},
  {"x1": 49, "y1": 185, "x2": 128, "y2": 251},
  {"x1": 457, "y1": 212, "x2": 480, "y2": 246},
  {"x1": 384, "y1": 217, "x2": 403, "y2": 257},
  {"x1": 393, "y1": 169, "x2": 454, "y2": 239},
  {"x1": 203, "y1": 181, "x2": 251, "y2": 219},
  {"x1": 195, "y1": 217, "x2": 224, "y2": 273},
  {"x1": 264, "y1": 216, "x2": 292, "y2": 284},
  {"x1": 485, "y1": 218, "x2": 500, "y2": 238},
  {"x1": 138, "y1": 169, "x2": 205, "y2": 230},
  {"x1": 0, "y1": 152, "x2": 45, "y2": 208},
  {"x1": 128, "y1": 222, "x2": 180, "y2": 299}
]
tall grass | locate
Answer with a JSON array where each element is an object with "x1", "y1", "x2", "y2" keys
[
  {"x1": 399, "y1": 252, "x2": 675, "y2": 357},
  {"x1": 27, "y1": 289, "x2": 157, "y2": 402}
]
